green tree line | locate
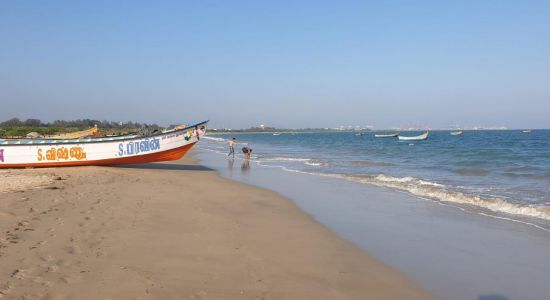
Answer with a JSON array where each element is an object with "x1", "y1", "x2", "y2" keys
[{"x1": 0, "y1": 118, "x2": 161, "y2": 138}]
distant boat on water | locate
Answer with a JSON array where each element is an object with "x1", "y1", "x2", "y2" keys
[
  {"x1": 522, "y1": 130, "x2": 531, "y2": 133},
  {"x1": 398, "y1": 132, "x2": 429, "y2": 141},
  {"x1": 355, "y1": 132, "x2": 364, "y2": 136},
  {"x1": 272, "y1": 133, "x2": 281, "y2": 136},
  {"x1": 450, "y1": 131, "x2": 463, "y2": 136},
  {"x1": 374, "y1": 133, "x2": 398, "y2": 138}
]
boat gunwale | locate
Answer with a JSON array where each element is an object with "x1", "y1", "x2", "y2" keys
[{"x1": 0, "y1": 120, "x2": 209, "y2": 147}]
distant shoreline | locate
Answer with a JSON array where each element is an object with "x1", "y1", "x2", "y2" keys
[{"x1": 208, "y1": 128, "x2": 543, "y2": 134}]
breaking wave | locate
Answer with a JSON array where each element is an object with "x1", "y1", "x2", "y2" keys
[
  {"x1": 346, "y1": 174, "x2": 550, "y2": 221},
  {"x1": 264, "y1": 157, "x2": 311, "y2": 162},
  {"x1": 252, "y1": 158, "x2": 550, "y2": 222},
  {"x1": 202, "y1": 136, "x2": 227, "y2": 142},
  {"x1": 261, "y1": 157, "x2": 326, "y2": 167}
]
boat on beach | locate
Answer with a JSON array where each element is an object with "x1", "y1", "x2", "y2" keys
[
  {"x1": 374, "y1": 133, "x2": 398, "y2": 138},
  {"x1": 398, "y1": 132, "x2": 429, "y2": 141},
  {"x1": 0, "y1": 121, "x2": 208, "y2": 168},
  {"x1": 450, "y1": 131, "x2": 463, "y2": 136}
]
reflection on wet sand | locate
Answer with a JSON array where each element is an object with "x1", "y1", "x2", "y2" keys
[
  {"x1": 241, "y1": 159, "x2": 250, "y2": 174},
  {"x1": 227, "y1": 157, "x2": 234, "y2": 177}
]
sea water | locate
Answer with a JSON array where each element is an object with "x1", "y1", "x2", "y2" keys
[{"x1": 202, "y1": 130, "x2": 550, "y2": 230}]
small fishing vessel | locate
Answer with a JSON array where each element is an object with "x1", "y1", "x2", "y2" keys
[
  {"x1": 272, "y1": 133, "x2": 281, "y2": 136},
  {"x1": 450, "y1": 131, "x2": 463, "y2": 136},
  {"x1": 0, "y1": 121, "x2": 208, "y2": 168},
  {"x1": 522, "y1": 130, "x2": 531, "y2": 133},
  {"x1": 355, "y1": 132, "x2": 364, "y2": 136},
  {"x1": 398, "y1": 132, "x2": 429, "y2": 141},
  {"x1": 374, "y1": 133, "x2": 398, "y2": 138}
]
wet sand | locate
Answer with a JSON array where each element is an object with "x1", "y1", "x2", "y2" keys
[
  {"x1": 0, "y1": 155, "x2": 431, "y2": 299},
  {"x1": 196, "y1": 150, "x2": 550, "y2": 300}
]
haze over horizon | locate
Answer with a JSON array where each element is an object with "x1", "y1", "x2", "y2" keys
[{"x1": 1, "y1": 1, "x2": 549, "y2": 129}]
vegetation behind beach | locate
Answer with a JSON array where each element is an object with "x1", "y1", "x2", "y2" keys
[{"x1": 0, "y1": 118, "x2": 162, "y2": 138}]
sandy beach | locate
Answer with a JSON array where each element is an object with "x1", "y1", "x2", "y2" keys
[{"x1": 0, "y1": 153, "x2": 431, "y2": 299}]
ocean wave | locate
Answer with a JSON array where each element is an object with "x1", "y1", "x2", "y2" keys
[
  {"x1": 261, "y1": 157, "x2": 326, "y2": 167},
  {"x1": 501, "y1": 172, "x2": 550, "y2": 181},
  {"x1": 351, "y1": 160, "x2": 394, "y2": 167},
  {"x1": 304, "y1": 161, "x2": 324, "y2": 166},
  {"x1": 201, "y1": 146, "x2": 550, "y2": 223},
  {"x1": 346, "y1": 174, "x2": 550, "y2": 221},
  {"x1": 203, "y1": 136, "x2": 227, "y2": 142},
  {"x1": 454, "y1": 168, "x2": 490, "y2": 175},
  {"x1": 264, "y1": 157, "x2": 311, "y2": 162},
  {"x1": 502, "y1": 172, "x2": 530, "y2": 178},
  {"x1": 533, "y1": 174, "x2": 550, "y2": 180},
  {"x1": 373, "y1": 174, "x2": 445, "y2": 187}
]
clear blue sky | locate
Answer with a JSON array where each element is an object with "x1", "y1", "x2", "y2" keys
[{"x1": 1, "y1": 1, "x2": 549, "y2": 129}]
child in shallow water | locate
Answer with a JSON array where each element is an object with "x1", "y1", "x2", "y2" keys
[
  {"x1": 227, "y1": 138, "x2": 236, "y2": 159},
  {"x1": 242, "y1": 146, "x2": 252, "y2": 159}
]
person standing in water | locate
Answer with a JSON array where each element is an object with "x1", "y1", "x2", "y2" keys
[
  {"x1": 227, "y1": 138, "x2": 236, "y2": 159},
  {"x1": 242, "y1": 146, "x2": 252, "y2": 159}
]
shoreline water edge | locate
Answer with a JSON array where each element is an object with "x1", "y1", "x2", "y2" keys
[
  {"x1": 196, "y1": 135, "x2": 550, "y2": 300},
  {"x1": 0, "y1": 155, "x2": 431, "y2": 299},
  {"x1": 201, "y1": 131, "x2": 550, "y2": 231}
]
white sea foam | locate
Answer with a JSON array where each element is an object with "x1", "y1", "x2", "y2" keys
[
  {"x1": 264, "y1": 157, "x2": 311, "y2": 162},
  {"x1": 477, "y1": 213, "x2": 550, "y2": 233},
  {"x1": 374, "y1": 174, "x2": 445, "y2": 187},
  {"x1": 347, "y1": 174, "x2": 550, "y2": 221},
  {"x1": 202, "y1": 136, "x2": 226, "y2": 142},
  {"x1": 261, "y1": 157, "x2": 325, "y2": 167}
]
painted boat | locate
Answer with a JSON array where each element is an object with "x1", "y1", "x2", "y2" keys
[
  {"x1": 0, "y1": 121, "x2": 208, "y2": 168},
  {"x1": 398, "y1": 131, "x2": 429, "y2": 141},
  {"x1": 450, "y1": 131, "x2": 463, "y2": 136},
  {"x1": 374, "y1": 133, "x2": 398, "y2": 138}
]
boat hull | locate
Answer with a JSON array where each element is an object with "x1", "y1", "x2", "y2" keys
[
  {"x1": 0, "y1": 121, "x2": 207, "y2": 168},
  {"x1": 398, "y1": 132, "x2": 429, "y2": 141}
]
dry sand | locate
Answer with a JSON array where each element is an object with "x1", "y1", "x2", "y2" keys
[
  {"x1": 0, "y1": 170, "x2": 54, "y2": 194},
  {"x1": 0, "y1": 154, "x2": 432, "y2": 299}
]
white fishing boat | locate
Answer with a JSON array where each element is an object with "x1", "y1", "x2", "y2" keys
[
  {"x1": 272, "y1": 133, "x2": 281, "y2": 136},
  {"x1": 0, "y1": 121, "x2": 208, "y2": 168},
  {"x1": 398, "y1": 132, "x2": 429, "y2": 141},
  {"x1": 374, "y1": 133, "x2": 398, "y2": 138},
  {"x1": 450, "y1": 131, "x2": 463, "y2": 136},
  {"x1": 522, "y1": 130, "x2": 531, "y2": 133}
]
